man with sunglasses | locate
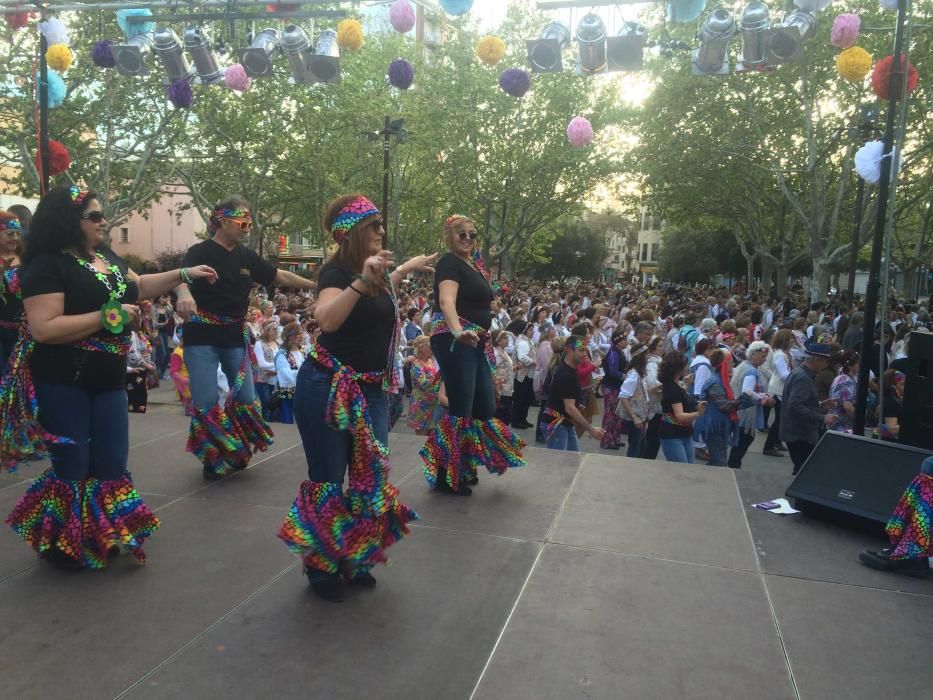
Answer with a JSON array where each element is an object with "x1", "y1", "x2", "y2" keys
[{"x1": 181, "y1": 196, "x2": 316, "y2": 480}]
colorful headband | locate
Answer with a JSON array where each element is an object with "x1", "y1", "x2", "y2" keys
[
  {"x1": 69, "y1": 185, "x2": 89, "y2": 208},
  {"x1": 444, "y1": 214, "x2": 472, "y2": 232},
  {"x1": 565, "y1": 336, "x2": 585, "y2": 350},
  {"x1": 0, "y1": 217, "x2": 21, "y2": 232},
  {"x1": 208, "y1": 206, "x2": 251, "y2": 233},
  {"x1": 331, "y1": 196, "x2": 380, "y2": 244}
]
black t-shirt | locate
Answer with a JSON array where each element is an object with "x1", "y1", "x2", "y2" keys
[
  {"x1": 433, "y1": 252, "x2": 493, "y2": 330},
  {"x1": 316, "y1": 262, "x2": 397, "y2": 373},
  {"x1": 547, "y1": 361, "x2": 581, "y2": 427},
  {"x1": 181, "y1": 239, "x2": 278, "y2": 347},
  {"x1": 0, "y1": 262, "x2": 23, "y2": 325},
  {"x1": 21, "y1": 248, "x2": 139, "y2": 389},
  {"x1": 659, "y1": 379, "x2": 694, "y2": 439}
]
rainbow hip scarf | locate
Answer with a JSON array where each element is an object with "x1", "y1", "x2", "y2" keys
[
  {"x1": 886, "y1": 473, "x2": 933, "y2": 560},
  {"x1": 421, "y1": 313, "x2": 525, "y2": 491},
  {"x1": 184, "y1": 310, "x2": 273, "y2": 474},
  {"x1": 428, "y1": 312, "x2": 496, "y2": 370},
  {"x1": 540, "y1": 406, "x2": 566, "y2": 444},
  {"x1": 277, "y1": 341, "x2": 419, "y2": 577}
]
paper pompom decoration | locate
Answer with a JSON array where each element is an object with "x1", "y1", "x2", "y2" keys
[
  {"x1": 43, "y1": 69, "x2": 66, "y2": 108},
  {"x1": 836, "y1": 47, "x2": 872, "y2": 83},
  {"x1": 116, "y1": 9, "x2": 155, "y2": 38},
  {"x1": 871, "y1": 54, "x2": 919, "y2": 100},
  {"x1": 388, "y1": 59, "x2": 414, "y2": 90},
  {"x1": 38, "y1": 17, "x2": 68, "y2": 46},
  {"x1": 224, "y1": 64, "x2": 252, "y2": 92},
  {"x1": 92, "y1": 40, "x2": 116, "y2": 69},
  {"x1": 879, "y1": 0, "x2": 899, "y2": 9},
  {"x1": 389, "y1": 0, "x2": 416, "y2": 33},
  {"x1": 567, "y1": 117, "x2": 594, "y2": 147},
  {"x1": 266, "y1": 3, "x2": 300, "y2": 10},
  {"x1": 6, "y1": 12, "x2": 31, "y2": 30},
  {"x1": 499, "y1": 68, "x2": 530, "y2": 97},
  {"x1": 476, "y1": 36, "x2": 506, "y2": 66},
  {"x1": 46, "y1": 44, "x2": 74, "y2": 72},
  {"x1": 830, "y1": 14, "x2": 860, "y2": 49},
  {"x1": 337, "y1": 19, "x2": 364, "y2": 51},
  {"x1": 854, "y1": 141, "x2": 901, "y2": 184},
  {"x1": 792, "y1": 0, "x2": 832, "y2": 9},
  {"x1": 666, "y1": 0, "x2": 707, "y2": 23},
  {"x1": 167, "y1": 80, "x2": 193, "y2": 109},
  {"x1": 440, "y1": 0, "x2": 474, "y2": 16},
  {"x1": 35, "y1": 139, "x2": 71, "y2": 177}
]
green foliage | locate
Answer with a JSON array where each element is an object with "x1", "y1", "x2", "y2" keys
[
  {"x1": 528, "y1": 215, "x2": 609, "y2": 281},
  {"x1": 658, "y1": 228, "x2": 746, "y2": 284},
  {"x1": 153, "y1": 248, "x2": 187, "y2": 273},
  {"x1": 120, "y1": 253, "x2": 150, "y2": 274}
]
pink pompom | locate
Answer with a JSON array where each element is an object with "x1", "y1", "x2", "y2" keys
[
  {"x1": 389, "y1": 0, "x2": 416, "y2": 33},
  {"x1": 567, "y1": 117, "x2": 594, "y2": 147},
  {"x1": 224, "y1": 64, "x2": 252, "y2": 92},
  {"x1": 831, "y1": 14, "x2": 860, "y2": 49}
]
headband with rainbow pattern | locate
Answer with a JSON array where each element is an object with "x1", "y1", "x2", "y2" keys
[
  {"x1": 208, "y1": 206, "x2": 251, "y2": 234},
  {"x1": 331, "y1": 196, "x2": 380, "y2": 244},
  {"x1": 69, "y1": 184, "x2": 89, "y2": 209},
  {"x1": 0, "y1": 217, "x2": 21, "y2": 232},
  {"x1": 565, "y1": 336, "x2": 585, "y2": 351}
]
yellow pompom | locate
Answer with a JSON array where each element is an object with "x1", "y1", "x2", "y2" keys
[
  {"x1": 476, "y1": 36, "x2": 506, "y2": 67},
  {"x1": 46, "y1": 44, "x2": 73, "y2": 72},
  {"x1": 837, "y1": 46, "x2": 872, "y2": 83},
  {"x1": 336, "y1": 19, "x2": 364, "y2": 51}
]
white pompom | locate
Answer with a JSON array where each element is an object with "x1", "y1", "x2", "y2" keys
[
  {"x1": 854, "y1": 141, "x2": 901, "y2": 184},
  {"x1": 39, "y1": 17, "x2": 69, "y2": 46}
]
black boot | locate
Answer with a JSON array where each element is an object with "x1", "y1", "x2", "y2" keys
[
  {"x1": 859, "y1": 549, "x2": 930, "y2": 578},
  {"x1": 305, "y1": 567, "x2": 344, "y2": 602}
]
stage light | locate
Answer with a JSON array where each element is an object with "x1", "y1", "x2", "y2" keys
[
  {"x1": 153, "y1": 28, "x2": 191, "y2": 84},
  {"x1": 575, "y1": 13, "x2": 607, "y2": 75},
  {"x1": 184, "y1": 26, "x2": 224, "y2": 84},
  {"x1": 111, "y1": 32, "x2": 155, "y2": 76},
  {"x1": 607, "y1": 21, "x2": 645, "y2": 72},
  {"x1": 280, "y1": 24, "x2": 315, "y2": 84},
  {"x1": 692, "y1": 9, "x2": 734, "y2": 75},
  {"x1": 526, "y1": 22, "x2": 570, "y2": 73},
  {"x1": 307, "y1": 29, "x2": 340, "y2": 84},
  {"x1": 240, "y1": 28, "x2": 280, "y2": 78},
  {"x1": 765, "y1": 9, "x2": 815, "y2": 64},
  {"x1": 738, "y1": 1, "x2": 771, "y2": 70}
]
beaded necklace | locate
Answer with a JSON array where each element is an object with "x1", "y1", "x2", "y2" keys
[{"x1": 73, "y1": 252, "x2": 127, "y2": 301}]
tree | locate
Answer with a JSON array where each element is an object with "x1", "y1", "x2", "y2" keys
[
  {"x1": 658, "y1": 228, "x2": 746, "y2": 284},
  {"x1": 528, "y1": 215, "x2": 609, "y2": 281}
]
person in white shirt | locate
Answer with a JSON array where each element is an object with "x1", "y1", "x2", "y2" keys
[
  {"x1": 763, "y1": 329, "x2": 794, "y2": 456},
  {"x1": 253, "y1": 320, "x2": 279, "y2": 420},
  {"x1": 510, "y1": 320, "x2": 537, "y2": 429},
  {"x1": 273, "y1": 322, "x2": 304, "y2": 424}
]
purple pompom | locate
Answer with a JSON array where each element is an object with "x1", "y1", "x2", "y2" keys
[
  {"x1": 389, "y1": 0, "x2": 416, "y2": 33},
  {"x1": 388, "y1": 58, "x2": 414, "y2": 90},
  {"x1": 167, "y1": 80, "x2": 193, "y2": 109},
  {"x1": 499, "y1": 68, "x2": 530, "y2": 97},
  {"x1": 91, "y1": 40, "x2": 116, "y2": 69},
  {"x1": 567, "y1": 116, "x2": 594, "y2": 147}
]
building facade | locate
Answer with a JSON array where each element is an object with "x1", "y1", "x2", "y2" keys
[{"x1": 634, "y1": 207, "x2": 664, "y2": 285}]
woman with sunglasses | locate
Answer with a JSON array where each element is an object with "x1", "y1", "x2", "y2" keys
[
  {"x1": 180, "y1": 196, "x2": 316, "y2": 481},
  {"x1": 420, "y1": 215, "x2": 525, "y2": 496},
  {"x1": 0, "y1": 210, "x2": 24, "y2": 366},
  {"x1": 1, "y1": 185, "x2": 218, "y2": 569},
  {"x1": 277, "y1": 194, "x2": 435, "y2": 602}
]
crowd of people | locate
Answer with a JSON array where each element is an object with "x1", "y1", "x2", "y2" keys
[{"x1": 1, "y1": 189, "x2": 931, "y2": 594}]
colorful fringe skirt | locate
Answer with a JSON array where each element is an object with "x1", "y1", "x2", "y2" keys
[
  {"x1": 886, "y1": 473, "x2": 933, "y2": 560},
  {"x1": 187, "y1": 401, "x2": 273, "y2": 475},
  {"x1": 6, "y1": 468, "x2": 160, "y2": 568}
]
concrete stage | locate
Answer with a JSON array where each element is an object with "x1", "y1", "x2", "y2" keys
[{"x1": 1, "y1": 403, "x2": 932, "y2": 700}]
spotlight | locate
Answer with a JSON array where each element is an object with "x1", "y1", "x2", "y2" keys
[
  {"x1": 306, "y1": 29, "x2": 340, "y2": 84},
  {"x1": 184, "y1": 26, "x2": 224, "y2": 84},
  {"x1": 692, "y1": 9, "x2": 735, "y2": 75},
  {"x1": 153, "y1": 28, "x2": 192, "y2": 84},
  {"x1": 240, "y1": 28, "x2": 280, "y2": 78},
  {"x1": 765, "y1": 9, "x2": 815, "y2": 64},
  {"x1": 111, "y1": 32, "x2": 155, "y2": 76},
  {"x1": 607, "y1": 21, "x2": 645, "y2": 72},
  {"x1": 575, "y1": 13, "x2": 607, "y2": 75},
  {"x1": 526, "y1": 22, "x2": 570, "y2": 73},
  {"x1": 280, "y1": 24, "x2": 315, "y2": 84},
  {"x1": 737, "y1": 1, "x2": 771, "y2": 70}
]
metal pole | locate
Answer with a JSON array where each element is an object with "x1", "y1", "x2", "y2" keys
[
  {"x1": 1, "y1": 0, "x2": 339, "y2": 11},
  {"x1": 382, "y1": 115, "x2": 390, "y2": 248},
  {"x1": 847, "y1": 176, "x2": 865, "y2": 299},
  {"x1": 854, "y1": 0, "x2": 908, "y2": 436},
  {"x1": 38, "y1": 23, "x2": 50, "y2": 195}
]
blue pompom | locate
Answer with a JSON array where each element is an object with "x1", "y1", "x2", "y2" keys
[
  {"x1": 439, "y1": 0, "x2": 474, "y2": 16},
  {"x1": 46, "y1": 69, "x2": 66, "y2": 108},
  {"x1": 666, "y1": 0, "x2": 707, "y2": 23},
  {"x1": 116, "y1": 9, "x2": 155, "y2": 38}
]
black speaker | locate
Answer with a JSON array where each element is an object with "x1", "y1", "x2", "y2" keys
[
  {"x1": 900, "y1": 331, "x2": 933, "y2": 450},
  {"x1": 786, "y1": 431, "x2": 933, "y2": 527}
]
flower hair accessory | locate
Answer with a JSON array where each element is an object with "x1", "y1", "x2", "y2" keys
[
  {"x1": 0, "y1": 217, "x2": 21, "y2": 232},
  {"x1": 331, "y1": 196, "x2": 379, "y2": 244},
  {"x1": 69, "y1": 184, "x2": 89, "y2": 208}
]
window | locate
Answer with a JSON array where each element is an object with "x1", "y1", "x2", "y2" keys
[
  {"x1": 612, "y1": 254, "x2": 619, "y2": 263},
  {"x1": 651, "y1": 243, "x2": 660, "y2": 261},
  {"x1": 641, "y1": 243, "x2": 648, "y2": 262},
  {"x1": 118, "y1": 227, "x2": 129, "y2": 244}
]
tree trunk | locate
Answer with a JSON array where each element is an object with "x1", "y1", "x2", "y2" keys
[
  {"x1": 902, "y1": 266, "x2": 917, "y2": 301},
  {"x1": 499, "y1": 252, "x2": 514, "y2": 279},
  {"x1": 761, "y1": 259, "x2": 774, "y2": 298},
  {"x1": 746, "y1": 256, "x2": 754, "y2": 291},
  {"x1": 809, "y1": 257, "x2": 830, "y2": 302},
  {"x1": 775, "y1": 264, "x2": 787, "y2": 299}
]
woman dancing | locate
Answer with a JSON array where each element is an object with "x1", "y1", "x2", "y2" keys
[{"x1": 0, "y1": 210, "x2": 24, "y2": 366}]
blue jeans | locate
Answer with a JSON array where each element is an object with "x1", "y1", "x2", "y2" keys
[
  {"x1": 430, "y1": 335, "x2": 495, "y2": 420},
  {"x1": 705, "y1": 432, "x2": 729, "y2": 467},
  {"x1": 661, "y1": 436, "x2": 695, "y2": 464},
  {"x1": 546, "y1": 424, "x2": 579, "y2": 451},
  {"x1": 624, "y1": 420, "x2": 646, "y2": 458},
  {"x1": 36, "y1": 383, "x2": 129, "y2": 481},
  {"x1": 255, "y1": 381, "x2": 273, "y2": 420},
  {"x1": 184, "y1": 344, "x2": 256, "y2": 412},
  {"x1": 294, "y1": 362, "x2": 389, "y2": 483},
  {"x1": 156, "y1": 330, "x2": 172, "y2": 376}
]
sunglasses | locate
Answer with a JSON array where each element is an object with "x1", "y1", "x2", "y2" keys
[
  {"x1": 227, "y1": 217, "x2": 252, "y2": 230},
  {"x1": 457, "y1": 231, "x2": 478, "y2": 241},
  {"x1": 81, "y1": 211, "x2": 105, "y2": 223},
  {"x1": 368, "y1": 218, "x2": 385, "y2": 231}
]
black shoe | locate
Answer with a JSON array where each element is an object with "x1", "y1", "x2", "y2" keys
[
  {"x1": 513, "y1": 421, "x2": 533, "y2": 429},
  {"x1": 305, "y1": 569, "x2": 345, "y2": 602},
  {"x1": 775, "y1": 444, "x2": 787, "y2": 452},
  {"x1": 762, "y1": 448, "x2": 783, "y2": 457},
  {"x1": 859, "y1": 549, "x2": 930, "y2": 578},
  {"x1": 351, "y1": 571, "x2": 377, "y2": 587},
  {"x1": 42, "y1": 547, "x2": 84, "y2": 571},
  {"x1": 202, "y1": 465, "x2": 224, "y2": 481},
  {"x1": 436, "y1": 479, "x2": 473, "y2": 496},
  {"x1": 464, "y1": 474, "x2": 479, "y2": 486},
  {"x1": 227, "y1": 461, "x2": 248, "y2": 471},
  {"x1": 602, "y1": 444, "x2": 620, "y2": 450}
]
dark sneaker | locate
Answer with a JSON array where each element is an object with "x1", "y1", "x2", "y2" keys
[
  {"x1": 436, "y1": 479, "x2": 472, "y2": 496},
  {"x1": 305, "y1": 568, "x2": 344, "y2": 602},
  {"x1": 202, "y1": 465, "x2": 224, "y2": 481},
  {"x1": 464, "y1": 474, "x2": 479, "y2": 486},
  {"x1": 762, "y1": 448, "x2": 784, "y2": 457},
  {"x1": 228, "y1": 461, "x2": 248, "y2": 471},
  {"x1": 859, "y1": 549, "x2": 930, "y2": 578},
  {"x1": 42, "y1": 547, "x2": 84, "y2": 571},
  {"x1": 351, "y1": 571, "x2": 377, "y2": 587}
]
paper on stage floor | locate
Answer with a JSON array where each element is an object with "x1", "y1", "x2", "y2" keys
[{"x1": 752, "y1": 498, "x2": 800, "y2": 515}]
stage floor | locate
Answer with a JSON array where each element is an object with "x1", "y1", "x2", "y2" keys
[{"x1": 1, "y1": 404, "x2": 931, "y2": 700}]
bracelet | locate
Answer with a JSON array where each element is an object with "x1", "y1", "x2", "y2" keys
[
  {"x1": 354, "y1": 274, "x2": 371, "y2": 286},
  {"x1": 179, "y1": 267, "x2": 193, "y2": 284},
  {"x1": 348, "y1": 283, "x2": 363, "y2": 296},
  {"x1": 451, "y1": 329, "x2": 463, "y2": 338}
]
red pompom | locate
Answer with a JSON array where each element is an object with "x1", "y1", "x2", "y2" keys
[
  {"x1": 6, "y1": 12, "x2": 32, "y2": 29},
  {"x1": 266, "y1": 3, "x2": 300, "y2": 10},
  {"x1": 871, "y1": 54, "x2": 919, "y2": 101},
  {"x1": 34, "y1": 139, "x2": 71, "y2": 177}
]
